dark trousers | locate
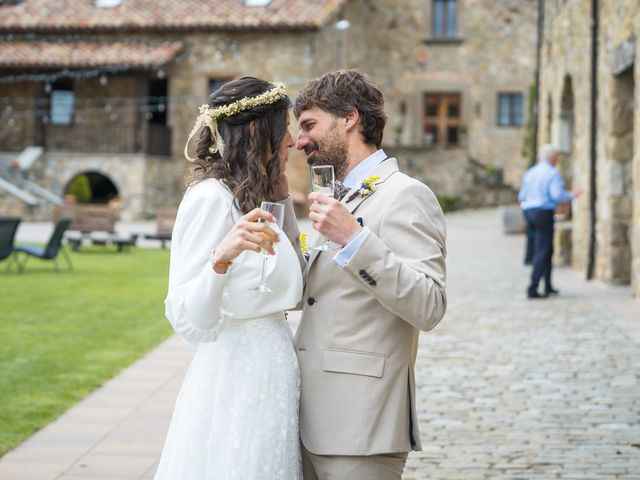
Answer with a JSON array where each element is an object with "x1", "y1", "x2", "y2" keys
[
  {"x1": 524, "y1": 209, "x2": 555, "y2": 294},
  {"x1": 524, "y1": 217, "x2": 535, "y2": 265}
]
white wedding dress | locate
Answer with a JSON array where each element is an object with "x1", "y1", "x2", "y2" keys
[{"x1": 155, "y1": 179, "x2": 304, "y2": 480}]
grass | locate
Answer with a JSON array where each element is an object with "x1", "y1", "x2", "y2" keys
[{"x1": 0, "y1": 246, "x2": 173, "y2": 456}]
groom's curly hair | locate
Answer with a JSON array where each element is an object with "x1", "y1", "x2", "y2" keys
[{"x1": 293, "y1": 69, "x2": 387, "y2": 149}]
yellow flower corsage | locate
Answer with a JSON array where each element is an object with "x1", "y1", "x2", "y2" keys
[
  {"x1": 356, "y1": 176, "x2": 381, "y2": 197},
  {"x1": 299, "y1": 233, "x2": 309, "y2": 254}
]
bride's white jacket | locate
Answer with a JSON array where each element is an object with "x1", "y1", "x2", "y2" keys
[{"x1": 164, "y1": 178, "x2": 304, "y2": 347}]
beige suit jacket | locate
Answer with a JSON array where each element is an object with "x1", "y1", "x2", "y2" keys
[{"x1": 295, "y1": 157, "x2": 447, "y2": 456}]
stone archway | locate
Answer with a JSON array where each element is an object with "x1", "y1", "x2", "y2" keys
[
  {"x1": 605, "y1": 68, "x2": 634, "y2": 284},
  {"x1": 552, "y1": 76, "x2": 576, "y2": 267},
  {"x1": 64, "y1": 170, "x2": 120, "y2": 205}
]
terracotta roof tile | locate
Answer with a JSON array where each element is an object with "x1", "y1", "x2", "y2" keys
[
  {"x1": 0, "y1": 0, "x2": 346, "y2": 31},
  {"x1": 0, "y1": 41, "x2": 183, "y2": 67}
]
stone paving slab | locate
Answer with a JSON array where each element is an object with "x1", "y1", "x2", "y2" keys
[
  {"x1": 403, "y1": 210, "x2": 640, "y2": 479},
  {"x1": 2, "y1": 209, "x2": 639, "y2": 479}
]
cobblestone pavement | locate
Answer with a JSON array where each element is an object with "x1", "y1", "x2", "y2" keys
[
  {"x1": 403, "y1": 209, "x2": 640, "y2": 479},
  {"x1": 1, "y1": 209, "x2": 638, "y2": 479}
]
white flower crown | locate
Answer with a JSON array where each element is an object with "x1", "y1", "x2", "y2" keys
[{"x1": 184, "y1": 81, "x2": 287, "y2": 162}]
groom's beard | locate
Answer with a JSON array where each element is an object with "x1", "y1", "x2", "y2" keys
[{"x1": 305, "y1": 125, "x2": 349, "y2": 181}]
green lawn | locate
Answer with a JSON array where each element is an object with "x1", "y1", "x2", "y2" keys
[{"x1": 0, "y1": 246, "x2": 173, "y2": 456}]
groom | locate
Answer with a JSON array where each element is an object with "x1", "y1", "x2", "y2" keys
[{"x1": 293, "y1": 69, "x2": 447, "y2": 479}]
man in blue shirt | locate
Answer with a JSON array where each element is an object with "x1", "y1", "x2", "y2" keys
[{"x1": 518, "y1": 144, "x2": 581, "y2": 299}]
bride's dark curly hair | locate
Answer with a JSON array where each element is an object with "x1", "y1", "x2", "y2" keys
[{"x1": 188, "y1": 77, "x2": 291, "y2": 214}]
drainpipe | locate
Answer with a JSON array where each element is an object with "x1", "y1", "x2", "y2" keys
[
  {"x1": 531, "y1": 0, "x2": 545, "y2": 167},
  {"x1": 586, "y1": 0, "x2": 599, "y2": 280}
]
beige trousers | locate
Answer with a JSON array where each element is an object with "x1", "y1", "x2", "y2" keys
[{"x1": 302, "y1": 445, "x2": 408, "y2": 480}]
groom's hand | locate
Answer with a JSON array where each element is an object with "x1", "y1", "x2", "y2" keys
[{"x1": 308, "y1": 192, "x2": 362, "y2": 246}]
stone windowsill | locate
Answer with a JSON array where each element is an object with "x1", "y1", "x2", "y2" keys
[{"x1": 423, "y1": 36, "x2": 465, "y2": 45}]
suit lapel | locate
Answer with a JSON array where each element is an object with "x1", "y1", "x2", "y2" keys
[
  {"x1": 344, "y1": 157, "x2": 399, "y2": 214},
  {"x1": 305, "y1": 158, "x2": 399, "y2": 274}
]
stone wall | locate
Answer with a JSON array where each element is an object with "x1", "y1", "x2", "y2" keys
[
  {"x1": 539, "y1": 0, "x2": 640, "y2": 297},
  {"x1": 339, "y1": 0, "x2": 537, "y2": 189},
  {"x1": 164, "y1": 30, "x2": 318, "y2": 205},
  {"x1": 0, "y1": 153, "x2": 182, "y2": 221},
  {"x1": 387, "y1": 146, "x2": 518, "y2": 209},
  {"x1": 161, "y1": 0, "x2": 537, "y2": 205},
  {"x1": 43, "y1": 76, "x2": 150, "y2": 155},
  {"x1": 0, "y1": 0, "x2": 538, "y2": 220},
  {"x1": 0, "y1": 81, "x2": 40, "y2": 151}
]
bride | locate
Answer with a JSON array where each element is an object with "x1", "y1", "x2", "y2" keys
[{"x1": 155, "y1": 77, "x2": 304, "y2": 479}]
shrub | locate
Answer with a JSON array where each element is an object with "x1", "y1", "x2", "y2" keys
[
  {"x1": 65, "y1": 174, "x2": 92, "y2": 203},
  {"x1": 436, "y1": 194, "x2": 462, "y2": 212}
]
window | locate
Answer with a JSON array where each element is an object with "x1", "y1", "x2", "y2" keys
[
  {"x1": 208, "y1": 78, "x2": 233, "y2": 96},
  {"x1": 148, "y1": 79, "x2": 167, "y2": 125},
  {"x1": 50, "y1": 79, "x2": 75, "y2": 126},
  {"x1": 244, "y1": 0, "x2": 271, "y2": 6},
  {"x1": 432, "y1": 0, "x2": 457, "y2": 37},
  {"x1": 497, "y1": 93, "x2": 524, "y2": 127},
  {"x1": 422, "y1": 93, "x2": 461, "y2": 146},
  {"x1": 95, "y1": 0, "x2": 123, "y2": 8}
]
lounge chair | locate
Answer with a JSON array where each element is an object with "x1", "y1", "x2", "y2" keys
[
  {"x1": 16, "y1": 218, "x2": 73, "y2": 273},
  {"x1": 0, "y1": 217, "x2": 21, "y2": 272}
]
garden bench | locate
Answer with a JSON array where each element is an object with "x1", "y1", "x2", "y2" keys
[
  {"x1": 53, "y1": 204, "x2": 120, "y2": 235},
  {"x1": 144, "y1": 207, "x2": 176, "y2": 249},
  {"x1": 54, "y1": 204, "x2": 121, "y2": 251}
]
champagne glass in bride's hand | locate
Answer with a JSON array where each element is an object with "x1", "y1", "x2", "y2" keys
[
  {"x1": 310, "y1": 165, "x2": 337, "y2": 251},
  {"x1": 250, "y1": 201, "x2": 284, "y2": 293}
]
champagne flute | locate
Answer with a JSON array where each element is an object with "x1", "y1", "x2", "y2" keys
[
  {"x1": 250, "y1": 201, "x2": 284, "y2": 293},
  {"x1": 310, "y1": 165, "x2": 337, "y2": 251}
]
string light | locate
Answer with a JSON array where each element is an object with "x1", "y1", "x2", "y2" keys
[
  {"x1": 1, "y1": 95, "x2": 199, "y2": 106},
  {"x1": 0, "y1": 66, "x2": 131, "y2": 84},
  {"x1": 1, "y1": 102, "x2": 173, "y2": 126},
  {"x1": 0, "y1": 33, "x2": 242, "y2": 127}
]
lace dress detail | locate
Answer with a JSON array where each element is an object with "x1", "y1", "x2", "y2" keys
[{"x1": 155, "y1": 179, "x2": 303, "y2": 480}]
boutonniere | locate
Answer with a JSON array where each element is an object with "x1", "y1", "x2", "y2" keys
[
  {"x1": 299, "y1": 233, "x2": 309, "y2": 254},
  {"x1": 355, "y1": 176, "x2": 381, "y2": 197}
]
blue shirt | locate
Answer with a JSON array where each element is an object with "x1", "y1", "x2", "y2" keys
[
  {"x1": 518, "y1": 161, "x2": 574, "y2": 211},
  {"x1": 333, "y1": 149, "x2": 387, "y2": 268}
]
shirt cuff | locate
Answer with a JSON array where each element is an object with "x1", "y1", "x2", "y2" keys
[{"x1": 333, "y1": 227, "x2": 370, "y2": 268}]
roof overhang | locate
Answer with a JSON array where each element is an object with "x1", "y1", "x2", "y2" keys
[{"x1": 0, "y1": 40, "x2": 183, "y2": 69}]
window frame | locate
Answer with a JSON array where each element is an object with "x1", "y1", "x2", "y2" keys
[
  {"x1": 431, "y1": 0, "x2": 458, "y2": 38},
  {"x1": 49, "y1": 79, "x2": 75, "y2": 126},
  {"x1": 422, "y1": 92, "x2": 462, "y2": 147},
  {"x1": 496, "y1": 92, "x2": 524, "y2": 127}
]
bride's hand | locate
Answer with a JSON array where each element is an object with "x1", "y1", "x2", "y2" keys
[{"x1": 214, "y1": 208, "x2": 280, "y2": 264}]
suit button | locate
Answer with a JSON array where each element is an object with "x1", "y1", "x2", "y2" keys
[
  {"x1": 359, "y1": 269, "x2": 367, "y2": 277},
  {"x1": 370, "y1": 280, "x2": 377, "y2": 286},
  {"x1": 307, "y1": 297, "x2": 316, "y2": 306}
]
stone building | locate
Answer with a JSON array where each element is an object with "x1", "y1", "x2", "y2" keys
[
  {"x1": 0, "y1": 0, "x2": 537, "y2": 220},
  {"x1": 538, "y1": 0, "x2": 639, "y2": 297}
]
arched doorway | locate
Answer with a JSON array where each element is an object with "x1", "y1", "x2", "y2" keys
[
  {"x1": 64, "y1": 171, "x2": 119, "y2": 205},
  {"x1": 550, "y1": 75, "x2": 576, "y2": 268},
  {"x1": 606, "y1": 68, "x2": 634, "y2": 284}
]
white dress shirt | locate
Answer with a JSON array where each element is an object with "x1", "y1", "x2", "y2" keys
[{"x1": 332, "y1": 149, "x2": 387, "y2": 268}]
